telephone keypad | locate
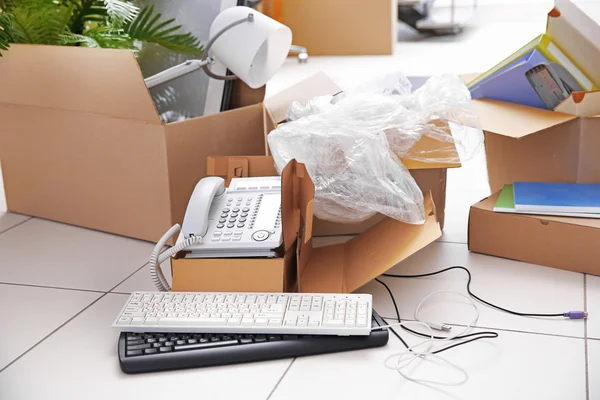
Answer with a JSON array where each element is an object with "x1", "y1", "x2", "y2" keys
[{"x1": 217, "y1": 224, "x2": 224, "y2": 229}]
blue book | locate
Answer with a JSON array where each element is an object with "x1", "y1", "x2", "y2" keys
[{"x1": 513, "y1": 182, "x2": 600, "y2": 213}]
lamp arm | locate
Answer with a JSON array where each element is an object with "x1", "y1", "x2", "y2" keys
[
  {"x1": 144, "y1": 59, "x2": 209, "y2": 89},
  {"x1": 143, "y1": 13, "x2": 253, "y2": 88},
  {"x1": 200, "y1": 13, "x2": 255, "y2": 81}
]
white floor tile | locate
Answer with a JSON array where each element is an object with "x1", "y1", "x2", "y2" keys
[
  {"x1": 359, "y1": 242, "x2": 585, "y2": 337},
  {"x1": 0, "y1": 212, "x2": 29, "y2": 233},
  {"x1": 589, "y1": 339, "x2": 600, "y2": 400},
  {"x1": 112, "y1": 259, "x2": 171, "y2": 293},
  {"x1": 440, "y1": 189, "x2": 489, "y2": 244},
  {"x1": 0, "y1": 294, "x2": 292, "y2": 400},
  {"x1": 270, "y1": 325, "x2": 585, "y2": 400},
  {"x1": 586, "y1": 275, "x2": 600, "y2": 339},
  {"x1": 0, "y1": 283, "x2": 100, "y2": 370},
  {"x1": 0, "y1": 218, "x2": 154, "y2": 291}
]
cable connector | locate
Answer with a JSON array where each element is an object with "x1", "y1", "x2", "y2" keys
[
  {"x1": 426, "y1": 322, "x2": 452, "y2": 332},
  {"x1": 564, "y1": 311, "x2": 587, "y2": 320}
]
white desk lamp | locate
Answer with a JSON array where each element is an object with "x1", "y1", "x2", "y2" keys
[{"x1": 144, "y1": 6, "x2": 292, "y2": 90}]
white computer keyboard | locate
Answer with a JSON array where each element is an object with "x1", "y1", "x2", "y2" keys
[{"x1": 113, "y1": 292, "x2": 373, "y2": 336}]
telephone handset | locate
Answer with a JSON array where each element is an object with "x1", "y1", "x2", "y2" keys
[
  {"x1": 181, "y1": 177, "x2": 226, "y2": 239},
  {"x1": 176, "y1": 176, "x2": 284, "y2": 258}
]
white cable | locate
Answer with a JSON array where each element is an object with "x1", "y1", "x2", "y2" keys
[
  {"x1": 148, "y1": 224, "x2": 203, "y2": 292},
  {"x1": 374, "y1": 291, "x2": 480, "y2": 386}
]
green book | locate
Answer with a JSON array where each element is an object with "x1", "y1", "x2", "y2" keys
[{"x1": 493, "y1": 184, "x2": 515, "y2": 212}]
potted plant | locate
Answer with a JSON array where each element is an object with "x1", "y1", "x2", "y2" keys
[{"x1": 0, "y1": 0, "x2": 203, "y2": 56}]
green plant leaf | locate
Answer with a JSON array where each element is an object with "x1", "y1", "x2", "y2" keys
[
  {"x1": 59, "y1": 31, "x2": 100, "y2": 47},
  {"x1": 125, "y1": 5, "x2": 203, "y2": 55},
  {"x1": 85, "y1": 25, "x2": 133, "y2": 49},
  {"x1": 103, "y1": 0, "x2": 138, "y2": 26},
  {"x1": 9, "y1": 0, "x2": 73, "y2": 45},
  {"x1": 0, "y1": 14, "x2": 13, "y2": 55}
]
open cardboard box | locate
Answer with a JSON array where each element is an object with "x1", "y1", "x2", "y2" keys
[
  {"x1": 171, "y1": 156, "x2": 442, "y2": 293},
  {"x1": 468, "y1": 191, "x2": 600, "y2": 276},
  {"x1": 472, "y1": 0, "x2": 600, "y2": 193},
  {"x1": 0, "y1": 46, "x2": 454, "y2": 241}
]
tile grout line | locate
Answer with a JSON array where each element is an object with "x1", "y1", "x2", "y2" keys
[
  {"x1": 0, "y1": 281, "x2": 107, "y2": 294},
  {"x1": 107, "y1": 262, "x2": 150, "y2": 293},
  {"x1": 0, "y1": 216, "x2": 34, "y2": 235},
  {"x1": 584, "y1": 274, "x2": 590, "y2": 400},
  {"x1": 265, "y1": 358, "x2": 296, "y2": 400},
  {"x1": 0, "y1": 293, "x2": 108, "y2": 374},
  {"x1": 379, "y1": 314, "x2": 588, "y2": 341}
]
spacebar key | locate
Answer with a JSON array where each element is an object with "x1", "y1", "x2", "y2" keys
[
  {"x1": 157, "y1": 318, "x2": 227, "y2": 326},
  {"x1": 174, "y1": 340, "x2": 238, "y2": 351}
]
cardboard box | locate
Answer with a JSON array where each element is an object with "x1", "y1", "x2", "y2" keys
[
  {"x1": 473, "y1": 0, "x2": 600, "y2": 193},
  {"x1": 280, "y1": 0, "x2": 397, "y2": 56},
  {"x1": 172, "y1": 157, "x2": 442, "y2": 293},
  {"x1": 0, "y1": 44, "x2": 267, "y2": 243},
  {"x1": 468, "y1": 191, "x2": 600, "y2": 276}
]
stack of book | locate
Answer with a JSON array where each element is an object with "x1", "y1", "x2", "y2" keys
[
  {"x1": 468, "y1": 34, "x2": 598, "y2": 110},
  {"x1": 493, "y1": 182, "x2": 600, "y2": 219}
]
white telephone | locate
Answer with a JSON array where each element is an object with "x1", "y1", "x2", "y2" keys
[
  {"x1": 178, "y1": 176, "x2": 283, "y2": 258},
  {"x1": 148, "y1": 176, "x2": 284, "y2": 291}
]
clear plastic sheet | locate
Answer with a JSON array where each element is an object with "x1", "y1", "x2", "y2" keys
[{"x1": 268, "y1": 73, "x2": 483, "y2": 224}]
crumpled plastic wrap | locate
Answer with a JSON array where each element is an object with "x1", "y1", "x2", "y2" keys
[{"x1": 268, "y1": 73, "x2": 484, "y2": 224}]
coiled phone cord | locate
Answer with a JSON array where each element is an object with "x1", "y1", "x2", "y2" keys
[{"x1": 149, "y1": 224, "x2": 203, "y2": 292}]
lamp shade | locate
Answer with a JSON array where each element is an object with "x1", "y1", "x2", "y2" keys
[{"x1": 209, "y1": 6, "x2": 292, "y2": 89}]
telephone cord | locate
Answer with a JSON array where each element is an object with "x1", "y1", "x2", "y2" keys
[{"x1": 149, "y1": 224, "x2": 203, "y2": 292}]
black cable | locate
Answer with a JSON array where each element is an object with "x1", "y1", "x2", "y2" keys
[
  {"x1": 382, "y1": 265, "x2": 564, "y2": 318},
  {"x1": 374, "y1": 278, "x2": 499, "y2": 354}
]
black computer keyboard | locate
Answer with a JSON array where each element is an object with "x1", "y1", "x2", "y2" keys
[{"x1": 118, "y1": 310, "x2": 389, "y2": 373}]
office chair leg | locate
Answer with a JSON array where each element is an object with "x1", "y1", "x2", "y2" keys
[{"x1": 290, "y1": 45, "x2": 308, "y2": 63}]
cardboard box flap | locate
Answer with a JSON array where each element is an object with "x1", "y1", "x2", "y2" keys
[
  {"x1": 299, "y1": 193, "x2": 441, "y2": 293},
  {"x1": 207, "y1": 156, "x2": 279, "y2": 185},
  {"x1": 475, "y1": 192, "x2": 600, "y2": 229},
  {"x1": 0, "y1": 45, "x2": 160, "y2": 124},
  {"x1": 547, "y1": 0, "x2": 600, "y2": 88},
  {"x1": 555, "y1": 91, "x2": 600, "y2": 117},
  {"x1": 281, "y1": 160, "x2": 315, "y2": 252},
  {"x1": 263, "y1": 71, "x2": 342, "y2": 125},
  {"x1": 473, "y1": 98, "x2": 576, "y2": 138}
]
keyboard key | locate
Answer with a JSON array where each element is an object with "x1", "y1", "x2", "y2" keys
[
  {"x1": 174, "y1": 340, "x2": 238, "y2": 351},
  {"x1": 285, "y1": 318, "x2": 297, "y2": 327},
  {"x1": 118, "y1": 317, "x2": 132, "y2": 324},
  {"x1": 152, "y1": 343, "x2": 162, "y2": 348},
  {"x1": 127, "y1": 339, "x2": 144, "y2": 346},
  {"x1": 176, "y1": 340, "x2": 186, "y2": 345},
  {"x1": 323, "y1": 320, "x2": 344, "y2": 327},
  {"x1": 255, "y1": 318, "x2": 268, "y2": 326},
  {"x1": 164, "y1": 341, "x2": 174, "y2": 347},
  {"x1": 269, "y1": 318, "x2": 282, "y2": 326},
  {"x1": 144, "y1": 348, "x2": 158, "y2": 355},
  {"x1": 159, "y1": 347, "x2": 172, "y2": 353},
  {"x1": 127, "y1": 335, "x2": 142, "y2": 341},
  {"x1": 126, "y1": 350, "x2": 143, "y2": 356},
  {"x1": 227, "y1": 318, "x2": 241, "y2": 326},
  {"x1": 239, "y1": 338, "x2": 253, "y2": 344},
  {"x1": 254, "y1": 335, "x2": 267, "y2": 343},
  {"x1": 297, "y1": 318, "x2": 308, "y2": 327},
  {"x1": 128, "y1": 343, "x2": 151, "y2": 351},
  {"x1": 357, "y1": 317, "x2": 368, "y2": 327},
  {"x1": 241, "y1": 318, "x2": 254, "y2": 326}
]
